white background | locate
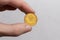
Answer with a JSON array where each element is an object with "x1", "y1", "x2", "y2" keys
[{"x1": 0, "y1": 0, "x2": 60, "y2": 40}]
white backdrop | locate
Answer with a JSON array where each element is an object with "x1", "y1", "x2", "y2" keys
[{"x1": 0, "y1": 0, "x2": 60, "y2": 40}]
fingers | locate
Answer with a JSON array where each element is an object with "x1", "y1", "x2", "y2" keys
[
  {"x1": 0, "y1": 6, "x2": 6, "y2": 11},
  {"x1": 0, "y1": 5, "x2": 16, "y2": 11},
  {"x1": 10, "y1": 0, "x2": 34, "y2": 14},
  {"x1": 0, "y1": 0, "x2": 35, "y2": 13},
  {"x1": 19, "y1": 1, "x2": 34, "y2": 13},
  {"x1": 0, "y1": 23, "x2": 32, "y2": 37},
  {"x1": 3, "y1": 5, "x2": 16, "y2": 10}
]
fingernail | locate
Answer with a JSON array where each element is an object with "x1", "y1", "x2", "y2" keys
[{"x1": 25, "y1": 25, "x2": 32, "y2": 31}]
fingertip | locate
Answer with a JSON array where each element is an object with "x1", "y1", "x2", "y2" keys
[
  {"x1": 25, "y1": 24, "x2": 32, "y2": 32},
  {"x1": 18, "y1": 1, "x2": 35, "y2": 13}
]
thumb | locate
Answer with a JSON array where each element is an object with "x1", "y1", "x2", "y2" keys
[
  {"x1": 0, "y1": 23, "x2": 32, "y2": 36},
  {"x1": 12, "y1": 23, "x2": 32, "y2": 36}
]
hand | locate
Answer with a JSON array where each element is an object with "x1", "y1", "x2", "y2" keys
[{"x1": 0, "y1": 0, "x2": 34, "y2": 37}]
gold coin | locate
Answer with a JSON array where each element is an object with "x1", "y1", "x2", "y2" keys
[{"x1": 24, "y1": 13, "x2": 37, "y2": 26}]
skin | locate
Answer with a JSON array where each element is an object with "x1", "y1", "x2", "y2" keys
[{"x1": 0, "y1": 0, "x2": 34, "y2": 37}]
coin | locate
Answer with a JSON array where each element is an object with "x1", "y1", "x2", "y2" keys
[{"x1": 24, "y1": 13, "x2": 37, "y2": 26}]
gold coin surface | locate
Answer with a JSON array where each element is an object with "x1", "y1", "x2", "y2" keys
[{"x1": 24, "y1": 13, "x2": 37, "y2": 26}]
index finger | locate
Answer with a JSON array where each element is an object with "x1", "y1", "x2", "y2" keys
[
  {"x1": 10, "y1": 0, "x2": 34, "y2": 14},
  {"x1": 19, "y1": 1, "x2": 35, "y2": 14}
]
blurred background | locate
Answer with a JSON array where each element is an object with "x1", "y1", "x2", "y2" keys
[{"x1": 0, "y1": 0, "x2": 60, "y2": 40}]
